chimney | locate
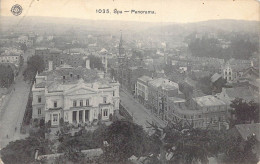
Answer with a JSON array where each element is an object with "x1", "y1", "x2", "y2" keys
[
  {"x1": 251, "y1": 60, "x2": 254, "y2": 67},
  {"x1": 85, "y1": 58, "x2": 90, "y2": 69},
  {"x1": 48, "y1": 61, "x2": 53, "y2": 71}
]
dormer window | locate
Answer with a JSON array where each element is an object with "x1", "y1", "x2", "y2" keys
[
  {"x1": 103, "y1": 97, "x2": 107, "y2": 104},
  {"x1": 54, "y1": 101, "x2": 57, "y2": 108}
]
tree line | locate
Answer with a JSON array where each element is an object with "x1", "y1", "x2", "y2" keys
[
  {"x1": 188, "y1": 37, "x2": 258, "y2": 60},
  {"x1": 0, "y1": 65, "x2": 15, "y2": 88},
  {"x1": 1, "y1": 117, "x2": 259, "y2": 164}
]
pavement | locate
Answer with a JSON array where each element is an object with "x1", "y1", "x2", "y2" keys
[
  {"x1": 119, "y1": 88, "x2": 166, "y2": 132},
  {"x1": 0, "y1": 63, "x2": 31, "y2": 149}
]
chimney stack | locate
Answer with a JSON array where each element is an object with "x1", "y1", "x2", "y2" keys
[
  {"x1": 48, "y1": 61, "x2": 53, "y2": 71},
  {"x1": 85, "y1": 58, "x2": 90, "y2": 69},
  {"x1": 251, "y1": 60, "x2": 254, "y2": 67}
]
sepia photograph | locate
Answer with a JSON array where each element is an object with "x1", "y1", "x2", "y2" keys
[{"x1": 0, "y1": 0, "x2": 259, "y2": 163}]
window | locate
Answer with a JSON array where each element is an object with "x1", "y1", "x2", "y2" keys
[
  {"x1": 104, "y1": 109, "x2": 108, "y2": 117},
  {"x1": 70, "y1": 73, "x2": 73, "y2": 77},
  {"x1": 38, "y1": 108, "x2": 41, "y2": 115},
  {"x1": 113, "y1": 91, "x2": 115, "y2": 96},
  {"x1": 77, "y1": 75, "x2": 80, "y2": 79},
  {"x1": 103, "y1": 97, "x2": 107, "y2": 103},
  {"x1": 38, "y1": 96, "x2": 42, "y2": 103},
  {"x1": 54, "y1": 101, "x2": 57, "y2": 108},
  {"x1": 63, "y1": 76, "x2": 65, "y2": 80},
  {"x1": 80, "y1": 100, "x2": 83, "y2": 107},
  {"x1": 60, "y1": 60, "x2": 63, "y2": 64},
  {"x1": 86, "y1": 99, "x2": 89, "y2": 106},
  {"x1": 73, "y1": 100, "x2": 77, "y2": 107},
  {"x1": 53, "y1": 114, "x2": 58, "y2": 122}
]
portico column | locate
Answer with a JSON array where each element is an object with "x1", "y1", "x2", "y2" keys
[
  {"x1": 77, "y1": 111, "x2": 79, "y2": 123},
  {"x1": 83, "y1": 110, "x2": 85, "y2": 123}
]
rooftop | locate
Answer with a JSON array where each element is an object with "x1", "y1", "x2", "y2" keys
[
  {"x1": 168, "y1": 97, "x2": 186, "y2": 103},
  {"x1": 38, "y1": 65, "x2": 99, "y2": 84},
  {"x1": 211, "y1": 73, "x2": 222, "y2": 83},
  {"x1": 149, "y1": 78, "x2": 178, "y2": 90},
  {"x1": 138, "y1": 75, "x2": 153, "y2": 83},
  {"x1": 225, "y1": 86, "x2": 255, "y2": 102},
  {"x1": 193, "y1": 95, "x2": 227, "y2": 107},
  {"x1": 235, "y1": 123, "x2": 260, "y2": 142}
]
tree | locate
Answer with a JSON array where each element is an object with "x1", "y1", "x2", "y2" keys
[
  {"x1": 39, "y1": 119, "x2": 45, "y2": 128},
  {"x1": 179, "y1": 82, "x2": 193, "y2": 101},
  {"x1": 98, "y1": 113, "x2": 102, "y2": 121},
  {"x1": 222, "y1": 134, "x2": 258, "y2": 164},
  {"x1": 109, "y1": 113, "x2": 113, "y2": 121},
  {"x1": 103, "y1": 120, "x2": 151, "y2": 162},
  {"x1": 196, "y1": 76, "x2": 212, "y2": 95},
  {"x1": 88, "y1": 55, "x2": 104, "y2": 71},
  {"x1": 147, "y1": 120, "x2": 213, "y2": 164},
  {"x1": 1, "y1": 137, "x2": 53, "y2": 164},
  {"x1": 230, "y1": 98, "x2": 259, "y2": 125},
  {"x1": 23, "y1": 55, "x2": 45, "y2": 81},
  {"x1": 0, "y1": 65, "x2": 15, "y2": 88},
  {"x1": 57, "y1": 130, "x2": 99, "y2": 154}
]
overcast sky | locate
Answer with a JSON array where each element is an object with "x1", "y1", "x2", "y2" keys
[{"x1": 1, "y1": 0, "x2": 259, "y2": 23}]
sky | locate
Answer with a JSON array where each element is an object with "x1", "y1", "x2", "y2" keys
[{"x1": 0, "y1": 0, "x2": 259, "y2": 23}]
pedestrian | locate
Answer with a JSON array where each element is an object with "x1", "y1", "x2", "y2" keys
[
  {"x1": 6, "y1": 134, "x2": 8, "y2": 138},
  {"x1": 15, "y1": 127, "x2": 17, "y2": 132}
]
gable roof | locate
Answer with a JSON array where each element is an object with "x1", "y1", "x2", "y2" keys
[
  {"x1": 225, "y1": 86, "x2": 255, "y2": 102},
  {"x1": 211, "y1": 73, "x2": 222, "y2": 83},
  {"x1": 235, "y1": 123, "x2": 260, "y2": 142}
]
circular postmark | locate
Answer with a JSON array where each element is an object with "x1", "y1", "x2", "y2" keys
[{"x1": 11, "y1": 4, "x2": 23, "y2": 16}]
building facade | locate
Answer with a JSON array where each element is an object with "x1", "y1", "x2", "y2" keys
[
  {"x1": 147, "y1": 78, "x2": 182, "y2": 121},
  {"x1": 167, "y1": 95, "x2": 230, "y2": 129},
  {"x1": 32, "y1": 63, "x2": 120, "y2": 127},
  {"x1": 135, "y1": 76, "x2": 153, "y2": 105}
]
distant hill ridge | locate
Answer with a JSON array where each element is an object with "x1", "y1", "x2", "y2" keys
[{"x1": 0, "y1": 16, "x2": 259, "y2": 33}]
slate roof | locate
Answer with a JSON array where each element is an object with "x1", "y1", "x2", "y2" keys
[
  {"x1": 138, "y1": 75, "x2": 153, "y2": 83},
  {"x1": 211, "y1": 73, "x2": 222, "y2": 83},
  {"x1": 193, "y1": 95, "x2": 227, "y2": 107},
  {"x1": 235, "y1": 123, "x2": 260, "y2": 142},
  {"x1": 225, "y1": 86, "x2": 255, "y2": 102},
  {"x1": 38, "y1": 66, "x2": 99, "y2": 84},
  {"x1": 149, "y1": 78, "x2": 178, "y2": 90}
]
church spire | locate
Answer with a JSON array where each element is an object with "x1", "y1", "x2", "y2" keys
[{"x1": 119, "y1": 30, "x2": 124, "y2": 56}]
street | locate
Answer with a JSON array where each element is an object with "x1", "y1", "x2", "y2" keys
[
  {"x1": 120, "y1": 89, "x2": 166, "y2": 132},
  {"x1": 0, "y1": 64, "x2": 31, "y2": 149}
]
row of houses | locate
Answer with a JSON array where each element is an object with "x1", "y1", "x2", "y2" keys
[
  {"x1": 0, "y1": 48, "x2": 23, "y2": 75},
  {"x1": 136, "y1": 75, "x2": 234, "y2": 129}
]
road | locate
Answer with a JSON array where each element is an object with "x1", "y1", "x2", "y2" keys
[
  {"x1": 0, "y1": 61, "x2": 31, "y2": 149},
  {"x1": 120, "y1": 89, "x2": 166, "y2": 132}
]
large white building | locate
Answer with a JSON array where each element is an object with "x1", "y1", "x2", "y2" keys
[
  {"x1": 32, "y1": 61, "x2": 120, "y2": 127},
  {"x1": 0, "y1": 49, "x2": 22, "y2": 67}
]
